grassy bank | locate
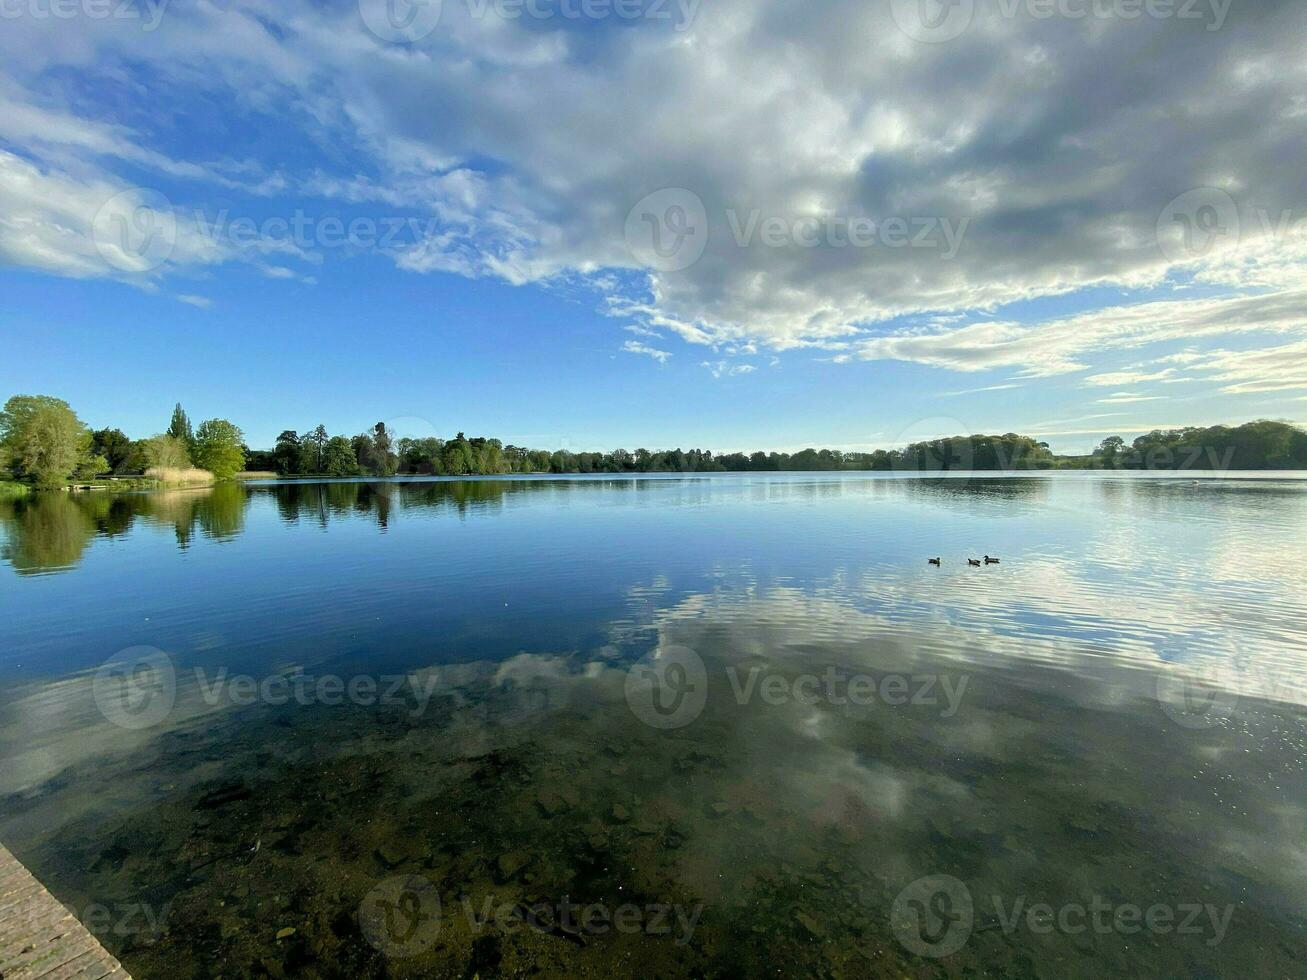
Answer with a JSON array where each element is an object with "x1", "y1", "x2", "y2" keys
[{"x1": 0, "y1": 480, "x2": 30, "y2": 499}]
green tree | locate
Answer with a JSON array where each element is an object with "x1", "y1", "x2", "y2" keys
[
  {"x1": 307, "y1": 424, "x2": 329, "y2": 472},
  {"x1": 372, "y1": 422, "x2": 396, "y2": 475},
  {"x1": 1095, "y1": 435, "x2": 1126, "y2": 467},
  {"x1": 136, "y1": 434, "x2": 193, "y2": 470},
  {"x1": 274, "y1": 430, "x2": 301, "y2": 475},
  {"x1": 0, "y1": 395, "x2": 96, "y2": 489},
  {"x1": 74, "y1": 453, "x2": 109, "y2": 480},
  {"x1": 90, "y1": 428, "x2": 134, "y2": 472},
  {"x1": 323, "y1": 436, "x2": 359, "y2": 476},
  {"x1": 168, "y1": 403, "x2": 194, "y2": 450},
  {"x1": 192, "y1": 419, "x2": 246, "y2": 480}
]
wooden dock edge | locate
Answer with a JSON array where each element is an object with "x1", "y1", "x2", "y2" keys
[{"x1": 0, "y1": 844, "x2": 131, "y2": 980}]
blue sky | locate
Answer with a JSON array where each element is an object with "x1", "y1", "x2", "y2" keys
[{"x1": 2, "y1": 0, "x2": 1305, "y2": 453}]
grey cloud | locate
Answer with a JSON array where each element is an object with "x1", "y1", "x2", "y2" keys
[{"x1": 0, "y1": 0, "x2": 1305, "y2": 377}]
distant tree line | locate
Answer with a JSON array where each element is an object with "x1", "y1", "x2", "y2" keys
[
  {"x1": 249, "y1": 429, "x2": 1060, "y2": 476},
  {"x1": 1087, "y1": 421, "x2": 1307, "y2": 470},
  {"x1": 5, "y1": 391, "x2": 1306, "y2": 490}
]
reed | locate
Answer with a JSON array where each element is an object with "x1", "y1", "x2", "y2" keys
[{"x1": 144, "y1": 466, "x2": 216, "y2": 486}]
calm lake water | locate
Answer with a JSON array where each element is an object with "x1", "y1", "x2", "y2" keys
[{"x1": 2, "y1": 473, "x2": 1306, "y2": 978}]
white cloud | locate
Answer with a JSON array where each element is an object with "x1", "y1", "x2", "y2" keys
[
  {"x1": 1171, "y1": 339, "x2": 1307, "y2": 395},
  {"x1": 702, "y1": 360, "x2": 756, "y2": 378},
  {"x1": 176, "y1": 294, "x2": 213, "y2": 308},
  {"x1": 851, "y1": 290, "x2": 1307, "y2": 379},
  {"x1": 0, "y1": 0, "x2": 1305, "y2": 388},
  {"x1": 1097, "y1": 392, "x2": 1166, "y2": 405},
  {"x1": 1085, "y1": 369, "x2": 1179, "y2": 387},
  {"x1": 0, "y1": 149, "x2": 229, "y2": 281},
  {"x1": 622, "y1": 340, "x2": 671, "y2": 363},
  {"x1": 941, "y1": 383, "x2": 1021, "y2": 397}
]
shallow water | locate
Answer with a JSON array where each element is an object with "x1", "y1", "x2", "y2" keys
[{"x1": 1, "y1": 474, "x2": 1306, "y2": 978}]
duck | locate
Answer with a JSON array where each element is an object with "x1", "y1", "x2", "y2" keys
[
  {"x1": 967, "y1": 558, "x2": 982, "y2": 567},
  {"x1": 984, "y1": 555, "x2": 1000, "y2": 564},
  {"x1": 928, "y1": 557, "x2": 941, "y2": 566}
]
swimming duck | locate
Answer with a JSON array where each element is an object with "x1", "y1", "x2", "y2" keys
[
  {"x1": 984, "y1": 556, "x2": 1000, "y2": 564},
  {"x1": 968, "y1": 558, "x2": 982, "y2": 567},
  {"x1": 928, "y1": 558, "x2": 941, "y2": 566}
]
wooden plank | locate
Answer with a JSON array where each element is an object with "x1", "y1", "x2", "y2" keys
[{"x1": 0, "y1": 845, "x2": 131, "y2": 980}]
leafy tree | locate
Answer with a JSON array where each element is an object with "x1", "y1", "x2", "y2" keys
[
  {"x1": 307, "y1": 424, "x2": 329, "y2": 472},
  {"x1": 1095, "y1": 436, "x2": 1126, "y2": 466},
  {"x1": 136, "y1": 434, "x2": 193, "y2": 470},
  {"x1": 274, "y1": 431, "x2": 301, "y2": 475},
  {"x1": 192, "y1": 419, "x2": 246, "y2": 480},
  {"x1": 323, "y1": 436, "x2": 359, "y2": 476},
  {"x1": 74, "y1": 453, "x2": 110, "y2": 480},
  {"x1": 371, "y1": 423, "x2": 396, "y2": 476},
  {"x1": 0, "y1": 395, "x2": 96, "y2": 489},
  {"x1": 168, "y1": 403, "x2": 194, "y2": 450},
  {"x1": 90, "y1": 428, "x2": 134, "y2": 472},
  {"x1": 351, "y1": 432, "x2": 375, "y2": 473},
  {"x1": 443, "y1": 435, "x2": 475, "y2": 475}
]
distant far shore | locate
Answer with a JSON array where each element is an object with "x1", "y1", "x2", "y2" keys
[{"x1": 4, "y1": 394, "x2": 1306, "y2": 491}]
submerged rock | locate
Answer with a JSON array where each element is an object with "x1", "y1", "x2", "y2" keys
[
  {"x1": 795, "y1": 912, "x2": 824, "y2": 939},
  {"x1": 496, "y1": 851, "x2": 529, "y2": 882},
  {"x1": 536, "y1": 789, "x2": 565, "y2": 816}
]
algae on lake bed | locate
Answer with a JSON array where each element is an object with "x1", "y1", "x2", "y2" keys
[{"x1": 6, "y1": 615, "x2": 1306, "y2": 979}]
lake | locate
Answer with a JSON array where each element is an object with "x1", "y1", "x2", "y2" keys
[{"x1": 2, "y1": 473, "x2": 1306, "y2": 977}]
